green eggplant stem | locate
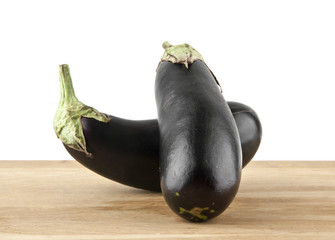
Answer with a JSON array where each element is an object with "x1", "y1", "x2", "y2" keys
[{"x1": 53, "y1": 64, "x2": 111, "y2": 156}]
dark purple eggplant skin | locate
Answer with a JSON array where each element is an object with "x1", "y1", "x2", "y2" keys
[
  {"x1": 228, "y1": 101, "x2": 262, "y2": 168},
  {"x1": 65, "y1": 117, "x2": 160, "y2": 191},
  {"x1": 155, "y1": 60, "x2": 242, "y2": 222},
  {"x1": 64, "y1": 101, "x2": 261, "y2": 193}
]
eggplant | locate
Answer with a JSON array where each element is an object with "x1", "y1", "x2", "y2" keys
[
  {"x1": 228, "y1": 101, "x2": 262, "y2": 168},
  {"x1": 54, "y1": 64, "x2": 261, "y2": 193},
  {"x1": 155, "y1": 42, "x2": 242, "y2": 222}
]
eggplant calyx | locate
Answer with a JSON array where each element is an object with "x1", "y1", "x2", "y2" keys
[
  {"x1": 161, "y1": 41, "x2": 205, "y2": 69},
  {"x1": 53, "y1": 64, "x2": 111, "y2": 157},
  {"x1": 160, "y1": 41, "x2": 222, "y2": 92}
]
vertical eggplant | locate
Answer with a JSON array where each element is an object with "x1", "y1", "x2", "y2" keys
[{"x1": 155, "y1": 42, "x2": 242, "y2": 222}]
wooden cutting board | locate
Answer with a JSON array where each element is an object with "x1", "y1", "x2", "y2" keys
[{"x1": 0, "y1": 161, "x2": 334, "y2": 240}]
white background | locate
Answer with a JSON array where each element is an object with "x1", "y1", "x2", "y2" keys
[{"x1": 0, "y1": 0, "x2": 334, "y2": 161}]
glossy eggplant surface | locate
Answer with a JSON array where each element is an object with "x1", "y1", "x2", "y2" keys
[{"x1": 155, "y1": 43, "x2": 242, "y2": 222}]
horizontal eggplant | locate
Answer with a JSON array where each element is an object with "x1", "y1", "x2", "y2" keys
[
  {"x1": 228, "y1": 101, "x2": 262, "y2": 168},
  {"x1": 54, "y1": 64, "x2": 261, "y2": 192}
]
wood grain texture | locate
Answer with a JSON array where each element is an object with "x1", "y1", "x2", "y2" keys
[{"x1": 0, "y1": 161, "x2": 334, "y2": 240}]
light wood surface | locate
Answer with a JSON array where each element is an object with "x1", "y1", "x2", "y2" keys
[{"x1": 0, "y1": 161, "x2": 334, "y2": 240}]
